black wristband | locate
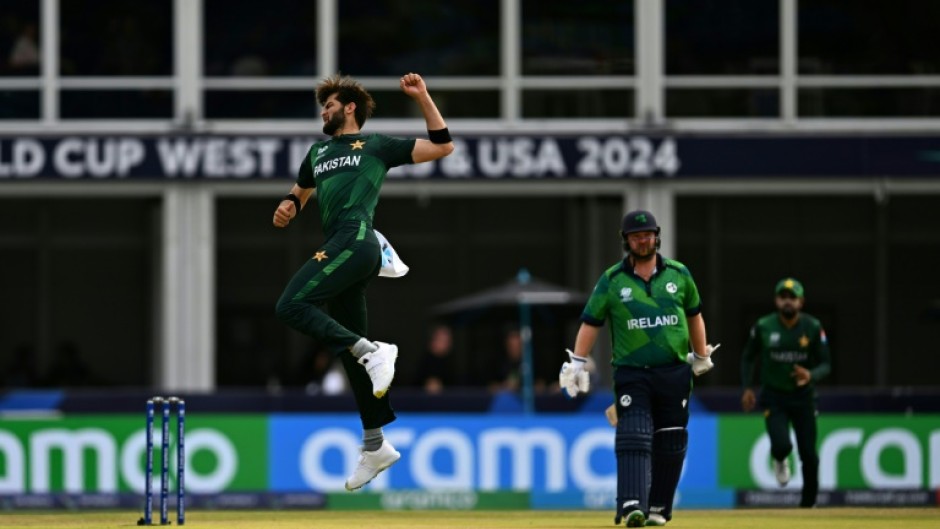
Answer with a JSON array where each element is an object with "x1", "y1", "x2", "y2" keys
[
  {"x1": 283, "y1": 193, "x2": 301, "y2": 211},
  {"x1": 428, "y1": 127, "x2": 452, "y2": 144}
]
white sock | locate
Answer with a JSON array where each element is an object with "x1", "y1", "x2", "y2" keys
[{"x1": 349, "y1": 337, "x2": 378, "y2": 358}]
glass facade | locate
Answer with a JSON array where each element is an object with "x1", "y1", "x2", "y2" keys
[
  {"x1": 523, "y1": 89, "x2": 633, "y2": 118},
  {"x1": 204, "y1": 0, "x2": 318, "y2": 77},
  {"x1": 2, "y1": 1, "x2": 939, "y2": 391},
  {"x1": 665, "y1": 0, "x2": 778, "y2": 75},
  {"x1": 338, "y1": 0, "x2": 500, "y2": 76},
  {"x1": 677, "y1": 195, "x2": 940, "y2": 388},
  {"x1": 0, "y1": 90, "x2": 39, "y2": 118},
  {"x1": 60, "y1": 89, "x2": 174, "y2": 119},
  {"x1": 798, "y1": 0, "x2": 940, "y2": 75},
  {"x1": 799, "y1": 88, "x2": 940, "y2": 118},
  {"x1": 2, "y1": 0, "x2": 938, "y2": 123},
  {"x1": 522, "y1": 0, "x2": 634, "y2": 75},
  {"x1": 667, "y1": 88, "x2": 778, "y2": 118},
  {"x1": 0, "y1": 199, "x2": 157, "y2": 388},
  {"x1": 0, "y1": 0, "x2": 40, "y2": 77},
  {"x1": 59, "y1": 0, "x2": 173, "y2": 76}
]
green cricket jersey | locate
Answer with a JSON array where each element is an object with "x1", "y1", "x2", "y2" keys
[
  {"x1": 741, "y1": 312, "x2": 831, "y2": 393},
  {"x1": 582, "y1": 254, "x2": 702, "y2": 368},
  {"x1": 297, "y1": 133, "x2": 415, "y2": 236}
]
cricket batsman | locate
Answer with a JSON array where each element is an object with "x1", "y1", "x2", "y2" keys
[{"x1": 559, "y1": 210, "x2": 717, "y2": 527}]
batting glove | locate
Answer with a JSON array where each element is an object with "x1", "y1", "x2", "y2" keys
[
  {"x1": 559, "y1": 349, "x2": 590, "y2": 398},
  {"x1": 687, "y1": 343, "x2": 720, "y2": 376}
]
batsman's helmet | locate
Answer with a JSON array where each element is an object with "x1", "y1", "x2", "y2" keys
[
  {"x1": 621, "y1": 210, "x2": 661, "y2": 252},
  {"x1": 621, "y1": 210, "x2": 660, "y2": 236}
]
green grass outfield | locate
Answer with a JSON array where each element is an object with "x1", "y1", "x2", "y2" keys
[{"x1": 0, "y1": 509, "x2": 938, "y2": 529}]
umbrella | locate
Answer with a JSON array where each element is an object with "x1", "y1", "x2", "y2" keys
[
  {"x1": 430, "y1": 269, "x2": 588, "y2": 414},
  {"x1": 430, "y1": 274, "x2": 588, "y2": 325}
]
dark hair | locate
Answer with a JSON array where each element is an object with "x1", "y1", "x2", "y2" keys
[{"x1": 315, "y1": 73, "x2": 376, "y2": 128}]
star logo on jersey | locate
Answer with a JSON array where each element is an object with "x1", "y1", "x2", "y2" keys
[
  {"x1": 350, "y1": 140, "x2": 366, "y2": 150},
  {"x1": 799, "y1": 334, "x2": 810, "y2": 348},
  {"x1": 619, "y1": 394, "x2": 632, "y2": 407},
  {"x1": 666, "y1": 282, "x2": 678, "y2": 294},
  {"x1": 313, "y1": 251, "x2": 329, "y2": 262},
  {"x1": 620, "y1": 287, "x2": 633, "y2": 302}
]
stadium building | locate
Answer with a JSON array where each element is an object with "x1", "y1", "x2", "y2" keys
[
  {"x1": 1, "y1": 1, "x2": 939, "y2": 396},
  {"x1": 2, "y1": 0, "x2": 940, "y2": 515}
]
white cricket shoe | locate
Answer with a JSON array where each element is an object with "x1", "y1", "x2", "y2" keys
[
  {"x1": 645, "y1": 513, "x2": 667, "y2": 526},
  {"x1": 358, "y1": 341, "x2": 398, "y2": 398},
  {"x1": 774, "y1": 458, "x2": 791, "y2": 486},
  {"x1": 344, "y1": 440, "x2": 401, "y2": 491}
]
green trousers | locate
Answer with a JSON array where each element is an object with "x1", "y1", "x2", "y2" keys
[
  {"x1": 276, "y1": 220, "x2": 395, "y2": 429},
  {"x1": 760, "y1": 386, "x2": 819, "y2": 507}
]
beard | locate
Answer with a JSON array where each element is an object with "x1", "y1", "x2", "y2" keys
[
  {"x1": 322, "y1": 112, "x2": 345, "y2": 136},
  {"x1": 779, "y1": 306, "x2": 798, "y2": 319},
  {"x1": 628, "y1": 242, "x2": 656, "y2": 262}
]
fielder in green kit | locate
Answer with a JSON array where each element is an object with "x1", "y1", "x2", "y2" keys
[
  {"x1": 740, "y1": 278, "x2": 831, "y2": 508},
  {"x1": 273, "y1": 73, "x2": 454, "y2": 491}
]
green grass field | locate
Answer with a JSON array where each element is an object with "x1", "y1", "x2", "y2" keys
[{"x1": 0, "y1": 509, "x2": 938, "y2": 529}]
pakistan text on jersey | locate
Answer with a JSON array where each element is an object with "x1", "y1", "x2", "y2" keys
[
  {"x1": 626, "y1": 315, "x2": 680, "y2": 330},
  {"x1": 314, "y1": 155, "x2": 362, "y2": 177},
  {"x1": 769, "y1": 351, "x2": 810, "y2": 363}
]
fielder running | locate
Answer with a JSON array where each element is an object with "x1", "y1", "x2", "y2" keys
[
  {"x1": 559, "y1": 210, "x2": 717, "y2": 527},
  {"x1": 273, "y1": 73, "x2": 454, "y2": 491},
  {"x1": 741, "y1": 277, "x2": 831, "y2": 507}
]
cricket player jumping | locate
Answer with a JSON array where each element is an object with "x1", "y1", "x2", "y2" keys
[{"x1": 273, "y1": 73, "x2": 453, "y2": 491}]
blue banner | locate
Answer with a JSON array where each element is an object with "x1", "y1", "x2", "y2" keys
[
  {"x1": 268, "y1": 413, "x2": 733, "y2": 508},
  {"x1": 1, "y1": 134, "x2": 939, "y2": 180}
]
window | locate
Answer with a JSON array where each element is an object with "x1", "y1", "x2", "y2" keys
[
  {"x1": 676, "y1": 196, "x2": 876, "y2": 386},
  {"x1": 666, "y1": 0, "x2": 778, "y2": 75},
  {"x1": 57, "y1": 1, "x2": 173, "y2": 120},
  {"x1": 799, "y1": 88, "x2": 940, "y2": 118},
  {"x1": 667, "y1": 89, "x2": 779, "y2": 118},
  {"x1": 0, "y1": 199, "x2": 157, "y2": 388},
  {"x1": 60, "y1": 0, "x2": 172, "y2": 76},
  {"x1": 523, "y1": 90, "x2": 633, "y2": 118},
  {"x1": 0, "y1": 90, "x2": 39, "y2": 119},
  {"x1": 522, "y1": 0, "x2": 634, "y2": 75},
  {"x1": 205, "y1": 91, "x2": 318, "y2": 119},
  {"x1": 799, "y1": 0, "x2": 940, "y2": 74},
  {"x1": 60, "y1": 90, "x2": 173, "y2": 119},
  {"x1": 370, "y1": 89, "x2": 500, "y2": 119},
  {"x1": 204, "y1": 0, "x2": 317, "y2": 77},
  {"x1": 0, "y1": 0, "x2": 40, "y2": 77},
  {"x1": 338, "y1": 0, "x2": 499, "y2": 76}
]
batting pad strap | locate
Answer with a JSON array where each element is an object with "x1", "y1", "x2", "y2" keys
[{"x1": 653, "y1": 427, "x2": 688, "y2": 453}]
